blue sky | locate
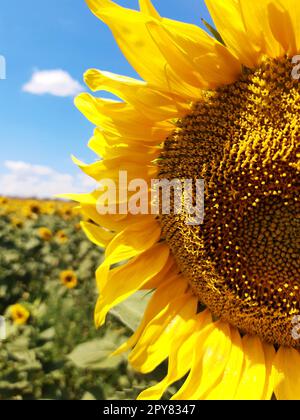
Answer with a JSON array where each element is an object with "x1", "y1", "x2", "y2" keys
[{"x1": 0, "y1": 0, "x2": 211, "y2": 197}]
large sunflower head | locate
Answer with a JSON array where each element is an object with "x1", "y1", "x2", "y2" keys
[{"x1": 72, "y1": 0, "x2": 300, "y2": 400}]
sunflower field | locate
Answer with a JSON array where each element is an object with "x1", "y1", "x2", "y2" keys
[{"x1": 0, "y1": 197, "x2": 167, "y2": 400}]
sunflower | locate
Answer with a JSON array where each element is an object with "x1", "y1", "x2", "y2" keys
[
  {"x1": 71, "y1": 0, "x2": 300, "y2": 400},
  {"x1": 10, "y1": 304, "x2": 30, "y2": 326},
  {"x1": 58, "y1": 205, "x2": 74, "y2": 219},
  {"x1": 55, "y1": 230, "x2": 69, "y2": 244},
  {"x1": 60, "y1": 270, "x2": 78, "y2": 289},
  {"x1": 38, "y1": 227, "x2": 53, "y2": 241},
  {"x1": 44, "y1": 202, "x2": 56, "y2": 215},
  {"x1": 23, "y1": 202, "x2": 42, "y2": 219},
  {"x1": 75, "y1": 222, "x2": 82, "y2": 231},
  {"x1": 10, "y1": 217, "x2": 24, "y2": 229}
]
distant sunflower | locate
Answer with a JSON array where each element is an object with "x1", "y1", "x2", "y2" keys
[
  {"x1": 0, "y1": 197, "x2": 8, "y2": 205},
  {"x1": 38, "y1": 227, "x2": 53, "y2": 241},
  {"x1": 11, "y1": 217, "x2": 24, "y2": 229},
  {"x1": 45, "y1": 202, "x2": 56, "y2": 215},
  {"x1": 58, "y1": 205, "x2": 73, "y2": 219},
  {"x1": 60, "y1": 270, "x2": 78, "y2": 289},
  {"x1": 23, "y1": 202, "x2": 41, "y2": 219},
  {"x1": 10, "y1": 304, "x2": 30, "y2": 326},
  {"x1": 55, "y1": 230, "x2": 69, "y2": 244},
  {"x1": 72, "y1": 0, "x2": 300, "y2": 400}
]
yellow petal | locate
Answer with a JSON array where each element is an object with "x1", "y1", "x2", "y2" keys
[
  {"x1": 84, "y1": 70, "x2": 188, "y2": 120},
  {"x1": 239, "y1": 0, "x2": 288, "y2": 58},
  {"x1": 62, "y1": 190, "x2": 139, "y2": 231},
  {"x1": 139, "y1": 0, "x2": 160, "y2": 18},
  {"x1": 88, "y1": 128, "x2": 160, "y2": 160},
  {"x1": 95, "y1": 218, "x2": 161, "y2": 294},
  {"x1": 273, "y1": 347, "x2": 300, "y2": 400},
  {"x1": 141, "y1": 255, "x2": 176, "y2": 290},
  {"x1": 146, "y1": 17, "x2": 241, "y2": 89},
  {"x1": 205, "y1": 0, "x2": 262, "y2": 67},
  {"x1": 75, "y1": 93, "x2": 156, "y2": 136},
  {"x1": 138, "y1": 309, "x2": 212, "y2": 400},
  {"x1": 73, "y1": 154, "x2": 156, "y2": 183},
  {"x1": 205, "y1": 327, "x2": 244, "y2": 400},
  {"x1": 103, "y1": 217, "x2": 160, "y2": 261},
  {"x1": 172, "y1": 321, "x2": 232, "y2": 400},
  {"x1": 206, "y1": 0, "x2": 295, "y2": 66},
  {"x1": 129, "y1": 294, "x2": 197, "y2": 373},
  {"x1": 145, "y1": 20, "x2": 208, "y2": 89},
  {"x1": 62, "y1": 191, "x2": 127, "y2": 226},
  {"x1": 84, "y1": 111, "x2": 172, "y2": 143},
  {"x1": 85, "y1": 0, "x2": 200, "y2": 98},
  {"x1": 114, "y1": 273, "x2": 188, "y2": 356},
  {"x1": 234, "y1": 335, "x2": 267, "y2": 400},
  {"x1": 75, "y1": 94, "x2": 158, "y2": 142},
  {"x1": 95, "y1": 242, "x2": 169, "y2": 327},
  {"x1": 281, "y1": 0, "x2": 300, "y2": 54},
  {"x1": 261, "y1": 343, "x2": 276, "y2": 400},
  {"x1": 80, "y1": 221, "x2": 115, "y2": 248},
  {"x1": 81, "y1": 202, "x2": 147, "y2": 232},
  {"x1": 85, "y1": 69, "x2": 145, "y2": 94}
]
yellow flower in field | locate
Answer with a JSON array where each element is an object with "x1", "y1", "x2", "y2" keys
[
  {"x1": 55, "y1": 230, "x2": 69, "y2": 244},
  {"x1": 73, "y1": 0, "x2": 300, "y2": 400},
  {"x1": 23, "y1": 202, "x2": 42, "y2": 219},
  {"x1": 0, "y1": 197, "x2": 8, "y2": 205},
  {"x1": 60, "y1": 270, "x2": 78, "y2": 289},
  {"x1": 63, "y1": 208, "x2": 73, "y2": 218},
  {"x1": 75, "y1": 223, "x2": 82, "y2": 231},
  {"x1": 10, "y1": 304, "x2": 30, "y2": 325},
  {"x1": 10, "y1": 217, "x2": 24, "y2": 229},
  {"x1": 57, "y1": 205, "x2": 73, "y2": 219},
  {"x1": 38, "y1": 227, "x2": 52, "y2": 241},
  {"x1": 29, "y1": 203, "x2": 41, "y2": 215},
  {"x1": 44, "y1": 202, "x2": 56, "y2": 215}
]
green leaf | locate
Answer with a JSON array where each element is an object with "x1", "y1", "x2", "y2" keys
[
  {"x1": 68, "y1": 332, "x2": 123, "y2": 370},
  {"x1": 81, "y1": 392, "x2": 96, "y2": 400},
  {"x1": 39, "y1": 327, "x2": 55, "y2": 341},
  {"x1": 201, "y1": 18, "x2": 225, "y2": 45},
  {"x1": 110, "y1": 291, "x2": 152, "y2": 332}
]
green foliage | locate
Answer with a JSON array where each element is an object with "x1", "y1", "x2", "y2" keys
[
  {"x1": 201, "y1": 18, "x2": 225, "y2": 45},
  {"x1": 0, "y1": 207, "x2": 165, "y2": 400},
  {"x1": 110, "y1": 291, "x2": 151, "y2": 333}
]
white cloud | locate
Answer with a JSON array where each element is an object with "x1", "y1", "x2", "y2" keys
[
  {"x1": 22, "y1": 69, "x2": 84, "y2": 97},
  {"x1": 0, "y1": 161, "x2": 97, "y2": 198},
  {"x1": 5, "y1": 161, "x2": 54, "y2": 176}
]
